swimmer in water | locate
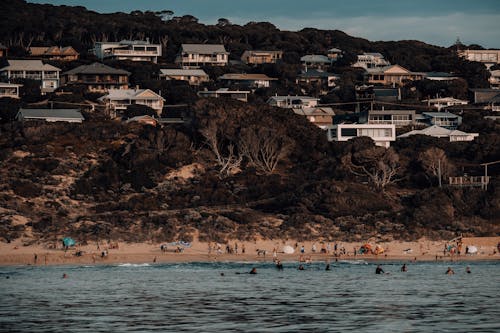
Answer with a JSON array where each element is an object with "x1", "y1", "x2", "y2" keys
[
  {"x1": 62, "y1": 273, "x2": 68, "y2": 279},
  {"x1": 276, "y1": 260, "x2": 283, "y2": 270},
  {"x1": 298, "y1": 264, "x2": 305, "y2": 270},
  {"x1": 446, "y1": 267, "x2": 455, "y2": 275},
  {"x1": 375, "y1": 265, "x2": 384, "y2": 274},
  {"x1": 466, "y1": 266, "x2": 471, "y2": 274},
  {"x1": 401, "y1": 264, "x2": 408, "y2": 272},
  {"x1": 249, "y1": 267, "x2": 257, "y2": 274},
  {"x1": 325, "y1": 264, "x2": 331, "y2": 271}
]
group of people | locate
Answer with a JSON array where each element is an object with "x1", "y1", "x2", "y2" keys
[
  {"x1": 375, "y1": 264, "x2": 471, "y2": 275},
  {"x1": 208, "y1": 242, "x2": 245, "y2": 255}
]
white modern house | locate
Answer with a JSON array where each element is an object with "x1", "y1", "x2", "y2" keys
[
  {"x1": 159, "y1": 69, "x2": 209, "y2": 85},
  {"x1": 98, "y1": 88, "x2": 165, "y2": 117},
  {"x1": 0, "y1": 60, "x2": 61, "y2": 93},
  {"x1": 16, "y1": 108, "x2": 84, "y2": 123},
  {"x1": 267, "y1": 95, "x2": 320, "y2": 108},
  {"x1": 327, "y1": 123, "x2": 396, "y2": 148},
  {"x1": 398, "y1": 125, "x2": 478, "y2": 142},
  {"x1": 0, "y1": 83, "x2": 22, "y2": 98},
  {"x1": 94, "y1": 40, "x2": 162, "y2": 63},
  {"x1": 176, "y1": 44, "x2": 229, "y2": 68}
]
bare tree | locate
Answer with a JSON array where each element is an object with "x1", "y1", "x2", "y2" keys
[
  {"x1": 239, "y1": 126, "x2": 293, "y2": 174},
  {"x1": 200, "y1": 121, "x2": 242, "y2": 177},
  {"x1": 418, "y1": 147, "x2": 453, "y2": 186},
  {"x1": 343, "y1": 147, "x2": 401, "y2": 191}
]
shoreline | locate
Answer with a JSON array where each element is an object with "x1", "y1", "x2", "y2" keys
[{"x1": 1, "y1": 237, "x2": 499, "y2": 267}]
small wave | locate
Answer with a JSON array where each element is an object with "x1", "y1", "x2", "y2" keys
[
  {"x1": 117, "y1": 263, "x2": 151, "y2": 267},
  {"x1": 338, "y1": 260, "x2": 368, "y2": 265}
]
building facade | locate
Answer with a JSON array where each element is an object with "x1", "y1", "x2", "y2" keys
[
  {"x1": 94, "y1": 40, "x2": 161, "y2": 63},
  {"x1": 176, "y1": 44, "x2": 229, "y2": 68},
  {"x1": 327, "y1": 123, "x2": 396, "y2": 148},
  {"x1": 0, "y1": 60, "x2": 61, "y2": 93},
  {"x1": 61, "y1": 62, "x2": 130, "y2": 92}
]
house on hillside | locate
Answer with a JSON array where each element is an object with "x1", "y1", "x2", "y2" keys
[
  {"x1": 0, "y1": 83, "x2": 22, "y2": 99},
  {"x1": 398, "y1": 125, "x2": 478, "y2": 142},
  {"x1": 327, "y1": 48, "x2": 342, "y2": 61},
  {"x1": 366, "y1": 109, "x2": 416, "y2": 128},
  {"x1": 417, "y1": 112, "x2": 462, "y2": 129},
  {"x1": 296, "y1": 69, "x2": 340, "y2": 88},
  {"x1": 327, "y1": 123, "x2": 396, "y2": 148},
  {"x1": 98, "y1": 88, "x2": 165, "y2": 117},
  {"x1": 352, "y1": 52, "x2": 390, "y2": 69},
  {"x1": 293, "y1": 106, "x2": 335, "y2": 129},
  {"x1": 218, "y1": 73, "x2": 277, "y2": 89},
  {"x1": 176, "y1": 44, "x2": 229, "y2": 68},
  {"x1": 159, "y1": 69, "x2": 209, "y2": 85},
  {"x1": 0, "y1": 60, "x2": 61, "y2": 93},
  {"x1": 373, "y1": 87, "x2": 401, "y2": 102},
  {"x1": 197, "y1": 88, "x2": 250, "y2": 102},
  {"x1": 267, "y1": 95, "x2": 320, "y2": 108},
  {"x1": 16, "y1": 108, "x2": 84, "y2": 123},
  {"x1": 365, "y1": 65, "x2": 424, "y2": 86},
  {"x1": 94, "y1": 40, "x2": 161, "y2": 63},
  {"x1": 241, "y1": 50, "x2": 283, "y2": 65},
  {"x1": 489, "y1": 70, "x2": 500, "y2": 89},
  {"x1": 458, "y1": 49, "x2": 500, "y2": 68},
  {"x1": 421, "y1": 97, "x2": 468, "y2": 111},
  {"x1": 61, "y1": 62, "x2": 130, "y2": 92},
  {"x1": 29, "y1": 46, "x2": 79, "y2": 61},
  {"x1": 300, "y1": 55, "x2": 332, "y2": 70}
]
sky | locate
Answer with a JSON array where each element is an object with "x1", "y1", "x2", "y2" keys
[{"x1": 28, "y1": 0, "x2": 500, "y2": 48}]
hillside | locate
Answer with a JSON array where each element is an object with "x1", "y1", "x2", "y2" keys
[{"x1": 1, "y1": 99, "x2": 499, "y2": 245}]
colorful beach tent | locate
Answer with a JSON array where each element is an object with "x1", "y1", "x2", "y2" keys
[
  {"x1": 62, "y1": 237, "x2": 76, "y2": 247},
  {"x1": 283, "y1": 245, "x2": 295, "y2": 254}
]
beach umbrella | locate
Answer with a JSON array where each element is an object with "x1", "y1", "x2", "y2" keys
[
  {"x1": 62, "y1": 237, "x2": 76, "y2": 247},
  {"x1": 468, "y1": 246, "x2": 478, "y2": 254},
  {"x1": 283, "y1": 245, "x2": 295, "y2": 254}
]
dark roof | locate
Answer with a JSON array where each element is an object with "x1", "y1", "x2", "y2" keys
[
  {"x1": 63, "y1": 62, "x2": 130, "y2": 75},
  {"x1": 17, "y1": 108, "x2": 84, "y2": 120}
]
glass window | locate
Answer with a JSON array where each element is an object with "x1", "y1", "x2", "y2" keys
[{"x1": 341, "y1": 128, "x2": 357, "y2": 137}]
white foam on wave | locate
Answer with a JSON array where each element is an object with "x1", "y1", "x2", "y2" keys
[
  {"x1": 338, "y1": 260, "x2": 368, "y2": 265},
  {"x1": 117, "y1": 263, "x2": 151, "y2": 267}
]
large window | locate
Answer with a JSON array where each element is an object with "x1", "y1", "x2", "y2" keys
[
  {"x1": 359, "y1": 128, "x2": 392, "y2": 137},
  {"x1": 340, "y1": 128, "x2": 357, "y2": 137}
]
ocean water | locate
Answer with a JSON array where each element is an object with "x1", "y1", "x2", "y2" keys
[{"x1": 0, "y1": 260, "x2": 499, "y2": 332}]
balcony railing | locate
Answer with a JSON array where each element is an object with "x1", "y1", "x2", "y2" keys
[{"x1": 111, "y1": 49, "x2": 159, "y2": 56}]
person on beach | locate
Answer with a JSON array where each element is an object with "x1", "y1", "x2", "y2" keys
[
  {"x1": 401, "y1": 264, "x2": 408, "y2": 272},
  {"x1": 446, "y1": 267, "x2": 455, "y2": 275},
  {"x1": 34, "y1": 253, "x2": 37, "y2": 264},
  {"x1": 375, "y1": 265, "x2": 384, "y2": 274},
  {"x1": 241, "y1": 244, "x2": 245, "y2": 254},
  {"x1": 300, "y1": 245, "x2": 305, "y2": 254},
  {"x1": 249, "y1": 267, "x2": 257, "y2": 274},
  {"x1": 466, "y1": 266, "x2": 471, "y2": 274}
]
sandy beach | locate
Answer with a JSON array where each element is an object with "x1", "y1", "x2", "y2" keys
[{"x1": 1, "y1": 236, "x2": 499, "y2": 267}]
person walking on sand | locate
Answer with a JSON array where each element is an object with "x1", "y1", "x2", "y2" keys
[
  {"x1": 446, "y1": 267, "x2": 455, "y2": 275},
  {"x1": 34, "y1": 253, "x2": 38, "y2": 265}
]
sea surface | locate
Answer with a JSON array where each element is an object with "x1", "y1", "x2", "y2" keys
[{"x1": 0, "y1": 260, "x2": 499, "y2": 332}]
